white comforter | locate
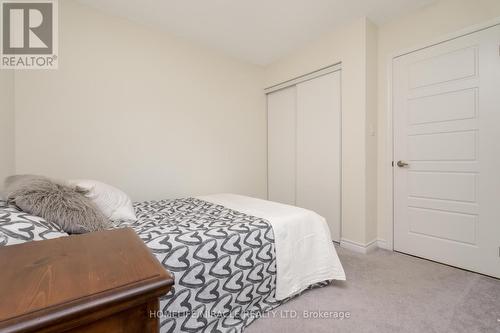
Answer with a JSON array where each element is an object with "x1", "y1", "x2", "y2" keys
[{"x1": 197, "y1": 193, "x2": 346, "y2": 300}]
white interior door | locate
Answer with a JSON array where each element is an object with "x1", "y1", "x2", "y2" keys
[
  {"x1": 267, "y1": 86, "x2": 296, "y2": 205},
  {"x1": 296, "y1": 71, "x2": 342, "y2": 242},
  {"x1": 393, "y1": 25, "x2": 500, "y2": 278}
]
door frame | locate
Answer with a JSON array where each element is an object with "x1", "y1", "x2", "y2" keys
[
  {"x1": 264, "y1": 63, "x2": 342, "y2": 94},
  {"x1": 385, "y1": 16, "x2": 500, "y2": 251}
]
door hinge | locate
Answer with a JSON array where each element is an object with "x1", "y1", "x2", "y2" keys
[{"x1": 392, "y1": 161, "x2": 394, "y2": 167}]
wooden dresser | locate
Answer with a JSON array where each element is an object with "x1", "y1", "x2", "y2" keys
[{"x1": 0, "y1": 228, "x2": 174, "y2": 333}]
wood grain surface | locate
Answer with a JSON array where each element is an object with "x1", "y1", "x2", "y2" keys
[{"x1": 0, "y1": 228, "x2": 173, "y2": 333}]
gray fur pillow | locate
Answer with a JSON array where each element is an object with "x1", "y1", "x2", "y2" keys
[{"x1": 4, "y1": 175, "x2": 111, "y2": 234}]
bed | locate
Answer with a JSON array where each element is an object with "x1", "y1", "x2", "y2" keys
[{"x1": 0, "y1": 194, "x2": 345, "y2": 333}]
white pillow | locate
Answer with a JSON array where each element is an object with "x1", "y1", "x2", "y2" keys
[{"x1": 69, "y1": 180, "x2": 137, "y2": 222}]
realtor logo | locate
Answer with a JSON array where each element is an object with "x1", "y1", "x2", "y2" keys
[{"x1": 1, "y1": 0, "x2": 58, "y2": 69}]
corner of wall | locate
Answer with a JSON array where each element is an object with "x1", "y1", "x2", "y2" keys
[
  {"x1": 0, "y1": 69, "x2": 15, "y2": 192},
  {"x1": 12, "y1": 69, "x2": 16, "y2": 175},
  {"x1": 364, "y1": 17, "x2": 379, "y2": 245}
]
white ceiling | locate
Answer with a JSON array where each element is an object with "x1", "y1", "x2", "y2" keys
[{"x1": 77, "y1": 0, "x2": 435, "y2": 65}]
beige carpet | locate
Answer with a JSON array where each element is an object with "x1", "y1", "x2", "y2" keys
[{"x1": 246, "y1": 247, "x2": 500, "y2": 333}]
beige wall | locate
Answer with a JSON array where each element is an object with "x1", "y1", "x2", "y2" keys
[
  {"x1": 0, "y1": 70, "x2": 15, "y2": 193},
  {"x1": 14, "y1": 0, "x2": 267, "y2": 201},
  {"x1": 265, "y1": 18, "x2": 378, "y2": 246},
  {"x1": 376, "y1": 0, "x2": 500, "y2": 247}
]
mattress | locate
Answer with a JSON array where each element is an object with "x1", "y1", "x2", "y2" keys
[{"x1": 198, "y1": 194, "x2": 346, "y2": 299}]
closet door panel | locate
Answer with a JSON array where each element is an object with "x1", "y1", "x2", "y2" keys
[
  {"x1": 267, "y1": 86, "x2": 296, "y2": 205},
  {"x1": 296, "y1": 71, "x2": 341, "y2": 241}
]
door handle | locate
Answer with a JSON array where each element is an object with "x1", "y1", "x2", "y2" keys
[{"x1": 397, "y1": 160, "x2": 409, "y2": 168}]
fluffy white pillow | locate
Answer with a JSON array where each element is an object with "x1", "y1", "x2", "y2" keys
[{"x1": 69, "y1": 180, "x2": 137, "y2": 222}]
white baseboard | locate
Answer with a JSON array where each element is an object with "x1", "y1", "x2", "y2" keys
[
  {"x1": 376, "y1": 239, "x2": 392, "y2": 250},
  {"x1": 340, "y1": 238, "x2": 378, "y2": 254}
]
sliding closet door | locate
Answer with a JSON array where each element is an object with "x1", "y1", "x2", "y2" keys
[
  {"x1": 296, "y1": 71, "x2": 341, "y2": 242},
  {"x1": 267, "y1": 86, "x2": 296, "y2": 205}
]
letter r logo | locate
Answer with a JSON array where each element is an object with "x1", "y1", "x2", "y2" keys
[{"x1": 2, "y1": 2, "x2": 53, "y2": 54}]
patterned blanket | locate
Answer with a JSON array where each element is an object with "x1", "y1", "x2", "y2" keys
[{"x1": 124, "y1": 198, "x2": 285, "y2": 332}]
